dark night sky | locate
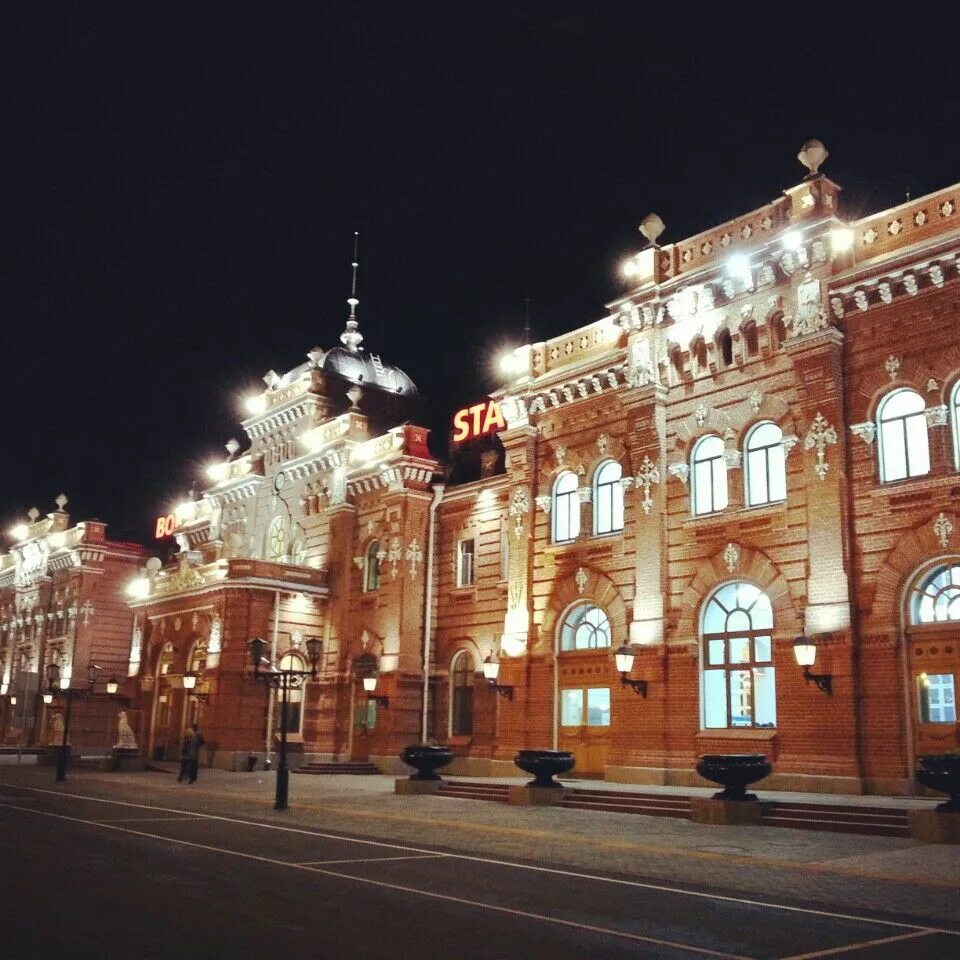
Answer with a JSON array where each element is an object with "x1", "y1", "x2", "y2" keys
[{"x1": 3, "y1": 8, "x2": 957, "y2": 543}]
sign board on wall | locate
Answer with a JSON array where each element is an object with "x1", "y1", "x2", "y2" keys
[{"x1": 154, "y1": 514, "x2": 182, "y2": 539}]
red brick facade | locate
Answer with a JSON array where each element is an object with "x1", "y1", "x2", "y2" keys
[{"x1": 32, "y1": 150, "x2": 958, "y2": 795}]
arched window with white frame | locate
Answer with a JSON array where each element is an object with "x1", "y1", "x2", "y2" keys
[
  {"x1": 745, "y1": 421, "x2": 786, "y2": 507},
  {"x1": 910, "y1": 563, "x2": 960, "y2": 624},
  {"x1": 559, "y1": 603, "x2": 611, "y2": 651},
  {"x1": 952, "y1": 380, "x2": 960, "y2": 470},
  {"x1": 277, "y1": 652, "x2": 305, "y2": 734},
  {"x1": 450, "y1": 650, "x2": 474, "y2": 736},
  {"x1": 691, "y1": 435, "x2": 728, "y2": 516},
  {"x1": 552, "y1": 471, "x2": 580, "y2": 543},
  {"x1": 593, "y1": 460, "x2": 624, "y2": 535},
  {"x1": 907, "y1": 563, "x2": 959, "y2": 726},
  {"x1": 877, "y1": 388, "x2": 929, "y2": 482},
  {"x1": 365, "y1": 540, "x2": 381, "y2": 592},
  {"x1": 701, "y1": 582, "x2": 776, "y2": 729}
]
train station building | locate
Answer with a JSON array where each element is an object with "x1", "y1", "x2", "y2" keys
[{"x1": 107, "y1": 143, "x2": 960, "y2": 794}]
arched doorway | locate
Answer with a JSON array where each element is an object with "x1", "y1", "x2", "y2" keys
[
  {"x1": 904, "y1": 561, "x2": 959, "y2": 760},
  {"x1": 149, "y1": 641, "x2": 180, "y2": 760},
  {"x1": 557, "y1": 603, "x2": 612, "y2": 777}
]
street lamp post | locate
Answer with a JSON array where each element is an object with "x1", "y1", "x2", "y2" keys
[
  {"x1": 248, "y1": 636, "x2": 321, "y2": 811},
  {"x1": 46, "y1": 662, "x2": 101, "y2": 783}
]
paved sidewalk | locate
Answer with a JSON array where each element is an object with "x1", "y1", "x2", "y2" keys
[{"x1": 2, "y1": 764, "x2": 957, "y2": 924}]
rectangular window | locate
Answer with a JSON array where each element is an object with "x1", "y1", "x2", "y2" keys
[
  {"x1": 747, "y1": 448, "x2": 769, "y2": 505},
  {"x1": 586, "y1": 687, "x2": 611, "y2": 726},
  {"x1": 703, "y1": 670, "x2": 727, "y2": 728},
  {"x1": 457, "y1": 539, "x2": 475, "y2": 587},
  {"x1": 918, "y1": 673, "x2": 957, "y2": 723},
  {"x1": 560, "y1": 688, "x2": 583, "y2": 727}
]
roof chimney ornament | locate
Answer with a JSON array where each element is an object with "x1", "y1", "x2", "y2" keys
[
  {"x1": 639, "y1": 213, "x2": 665, "y2": 248},
  {"x1": 340, "y1": 231, "x2": 364, "y2": 353},
  {"x1": 798, "y1": 139, "x2": 828, "y2": 177}
]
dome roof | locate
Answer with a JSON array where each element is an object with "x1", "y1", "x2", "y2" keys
[{"x1": 321, "y1": 345, "x2": 418, "y2": 398}]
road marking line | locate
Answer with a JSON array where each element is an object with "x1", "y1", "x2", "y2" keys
[
  {"x1": 295, "y1": 853, "x2": 447, "y2": 866},
  {"x1": 92, "y1": 816, "x2": 207, "y2": 823},
  {"x1": 7, "y1": 785, "x2": 960, "y2": 937},
  {"x1": 0, "y1": 802, "x2": 752, "y2": 960},
  {"x1": 776, "y1": 928, "x2": 937, "y2": 959}
]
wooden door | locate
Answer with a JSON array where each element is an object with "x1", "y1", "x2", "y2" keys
[
  {"x1": 558, "y1": 686, "x2": 610, "y2": 779},
  {"x1": 909, "y1": 636, "x2": 959, "y2": 759},
  {"x1": 350, "y1": 689, "x2": 376, "y2": 761}
]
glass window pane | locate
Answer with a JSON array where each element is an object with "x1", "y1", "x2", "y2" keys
[
  {"x1": 880, "y1": 419, "x2": 907, "y2": 481},
  {"x1": 611, "y1": 483, "x2": 624, "y2": 531},
  {"x1": 708, "y1": 638, "x2": 725, "y2": 665},
  {"x1": 596, "y1": 485, "x2": 612, "y2": 534},
  {"x1": 905, "y1": 414, "x2": 930, "y2": 477},
  {"x1": 729, "y1": 670, "x2": 753, "y2": 727},
  {"x1": 702, "y1": 600, "x2": 726, "y2": 634},
  {"x1": 704, "y1": 670, "x2": 727, "y2": 728},
  {"x1": 753, "y1": 667, "x2": 777, "y2": 727},
  {"x1": 919, "y1": 674, "x2": 957, "y2": 723},
  {"x1": 747, "y1": 448, "x2": 768, "y2": 505},
  {"x1": 754, "y1": 636, "x2": 772, "y2": 662},
  {"x1": 561, "y1": 689, "x2": 583, "y2": 726},
  {"x1": 712, "y1": 460, "x2": 729, "y2": 511},
  {"x1": 694, "y1": 460, "x2": 713, "y2": 514},
  {"x1": 727, "y1": 610, "x2": 750, "y2": 632},
  {"x1": 568, "y1": 494, "x2": 580, "y2": 540},
  {"x1": 768, "y1": 447, "x2": 787, "y2": 502},
  {"x1": 728, "y1": 637, "x2": 750, "y2": 663},
  {"x1": 586, "y1": 688, "x2": 610, "y2": 726}
]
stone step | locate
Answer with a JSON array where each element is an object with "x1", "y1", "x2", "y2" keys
[{"x1": 294, "y1": 762, "x2": 381, "y2": 775}]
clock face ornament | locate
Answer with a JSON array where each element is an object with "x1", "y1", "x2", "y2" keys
[{"x1": 274, "y1": 471, "x2": 286, "y2": 492}]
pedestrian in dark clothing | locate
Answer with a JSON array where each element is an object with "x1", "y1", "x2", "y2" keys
[
  {"x1": 188, "y1": 723, "x2": 205, "y2": 783},
  {"x1": 177, "y1": 728, "x2": 192, "y2": 782}
]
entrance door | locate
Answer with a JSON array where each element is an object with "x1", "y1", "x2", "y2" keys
[
  {"x1": 152, "y1": 680, "x2": 181, "y2": 760},
  {"x1": 908, "y1": 645, "x2": 958, "y2": 758},
  {"x1": 351, "y1": 690, "x2": 376, "y2": 761},
  {"x1": 558, "y1": 686, "x2": 610, "y2": 778}
]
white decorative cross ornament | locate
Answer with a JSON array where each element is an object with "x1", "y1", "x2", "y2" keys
[
  {"x1": 388, "y1": 538, "x2": 402, "y2": 579},
  {"x1": 635, "y1": 456, "x2": 661, "y2": 515},
  {"x1": 804, "y1": 412, "x2": 838, "y2": 481},
  {"x1": 933, "y1": 513, "x2": 954, "y2": 549},
  {"x1": 575, "y1": 567, "x2": 588, "y2": 595},
  {"x1": 884, "y1": 355, "x2": 901, "y2": 380},
  {"x1": 79, "y1": 600, "x2": 95, "y2": 628},
  {"x1": 510, "y1": 488, "x2": 531, "y2": 540},
  {"x1": 405, "y1": 539, "x2": 423, "y2": 580}
]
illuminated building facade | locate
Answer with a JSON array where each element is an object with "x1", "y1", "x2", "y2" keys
[
  {"x1": 0, "y1": 498, "x2": 145, "y2": 751},
  {"x1": 123, "y1": 144, "x2": 959, "y2": 794}
]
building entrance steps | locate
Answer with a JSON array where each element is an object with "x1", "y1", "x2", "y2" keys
[
  {"x1": 435, "y1": 777, "x2": 924, "y2": 838},
  {"x1": 294, "y1": 761, "x2": 381, "y2": 775}
]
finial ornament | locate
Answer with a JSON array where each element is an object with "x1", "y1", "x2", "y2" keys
[
  {"x1": 55, "y1": 494, "x2": 68, "y2": 511},
  {"x1": 27, "y1": 507, "x2": 40, "y2": 523},
  {"x1": 797, "y1": 139, "x2": 828, "y2": 177},
  {"x1": 225, "y1": 438, "x2": 240, "y2": 459},
  {"x1": 341, "y1": 231, "x2": 364, "y2": 352},
  {"x1": 639, "y1": 213, "x2": 665, "y2": 247}
]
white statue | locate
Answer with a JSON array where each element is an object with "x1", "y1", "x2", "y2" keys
[
  {"x1": 47, "y1": 711, "x2": 65, "y2": 746},
  {"x1": 115, "y1": 710, "x2": 138, "y2": 750}
]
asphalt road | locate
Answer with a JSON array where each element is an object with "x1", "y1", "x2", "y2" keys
[{"x1": 1, "y1": 782, "x2": 957, "y2": 960}]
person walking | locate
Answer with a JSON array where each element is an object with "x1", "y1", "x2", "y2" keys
[
  {"x1": 187, "y1": 723, "x2": 205, "y2": 783},
  {"x1": 177, "y1": 728, "x2": 192, "y2": 782}
]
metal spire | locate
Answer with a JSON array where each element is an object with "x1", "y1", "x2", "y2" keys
[{"x1": 340, "y1": 231, "x2": 363, "y2": 352}]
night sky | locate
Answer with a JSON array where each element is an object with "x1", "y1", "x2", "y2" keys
[{"x1": 4, "y1": 9, "x2": 957, "y2": 544}]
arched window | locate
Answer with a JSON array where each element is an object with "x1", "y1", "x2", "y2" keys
[
  {"x1": 278, "y1": 652, "x2": 305, "y2": 733},
  {"x1": 552, "y1": 471, "x2": 580, "y2": 543},
  {"x1": 450, "y1": 650, "x2": 474, "y2": 736},
  {"x1": 267, "y1": 516, "x2": 286, "y2": 561},
  {"x1": 593, "y1": 460, "x2": 624, "y2": 535},
  {"x1": 910, "y1": 564, "x2": 960, "y2": 624},
  {"x1": 878, "y1": 388, "x2": 929, "y2": 482},
  {"x1": 745, "y1": 422, "x2": 786, "y2": 506},
  {"x1": 691, "y1": 435, "x2": 728, "y2": 516},
  {"x1": 952, "y1": 381, "x2": 960, "y2": 470},
  {"x1": 560, "y1": 604, "x2": 611, "y2": 652},
  {"x1": 693, "y1": 337, "x2": 708, "y2": 373},
  {"x1": 742, "y1": 322, "x2": 759, "y2": 357},
  {"x1": 365, "y1": 540, "x2": 381, "y2": 592},
  {"x1": 717, "y1": 329, "x2": 733, "y2": 368},
  {"x1": 701, "y1": 582, "x2": 776, "y2": 729}
]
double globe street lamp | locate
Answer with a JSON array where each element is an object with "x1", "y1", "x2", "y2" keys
[
  {"x1": 248, "y1": 635, "x2": 321, "y2": 811},
  {"x1": 45, "y1": 663, "x2": 120, "y2": 782}
]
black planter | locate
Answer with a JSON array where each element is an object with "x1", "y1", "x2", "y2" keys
[
  {"x1": 696, "y1": 754, "x2": 771, "y2": 801},
  {"x1": 400, "y1": 744, "x2": 454, "y2": 781},
  {"x1": 514, "y1": 749, "x2": 575, "y2": 788},
  {"x1": 916, "y1": 754, "x2": 960, "y2": 812}
]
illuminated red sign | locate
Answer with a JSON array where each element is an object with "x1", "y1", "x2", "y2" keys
[
  {"x1": 154, "y1": 514, "x2": 181, "y2": 539},
  {"x1": 452, "y1": 399, "x2": 505, "y2": 443}
]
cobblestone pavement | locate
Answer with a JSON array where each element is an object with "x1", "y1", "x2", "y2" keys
[{"x1": 2, "y1": 764, "x2": 957, "y2": 925}]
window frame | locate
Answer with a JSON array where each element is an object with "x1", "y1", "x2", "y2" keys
[
  {"x1": 952, "y1": 380, "x2": 960, "y2": 470},
  {"x1": 909, "y1": 563, "x2": 960, "y2": 625},
  {"x1": 559, "y1": 603, "x2": 612, "y2": 653},
  {"x1": 877, "y1": 388, "x2": 930, "y2": 483},
  {"x1": 277, "y1": 651, "x2": 306, "y2": 734},
  {"x1": 700, "y1": 582, "x2": 776, "y2": 730},
  {"x1": 364, "y1": 539, "x2": 381, "y2": 592},
  {"x1": 744, "y1": 421, "x2": 787, "y2": 507},
  {"x1": 593, "y1": 459, "x2": 624, "y2": 536},
  {"x1": 552, "y1": 471, "x2": 580, "y2": 543},
  {"x1": 457, "y1": 537, "x2": 476, "y2": 588},
  {"x1": 691, "y1": 434, "x2": 728, "y2": 516}
]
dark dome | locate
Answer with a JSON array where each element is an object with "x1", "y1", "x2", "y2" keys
[{"x1": 322, "y1": 346, "x2": 418, "y2": 398}]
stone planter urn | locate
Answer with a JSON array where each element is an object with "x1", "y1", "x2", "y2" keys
[
  {"x1": 916, "y1": 754, "x2": 960, "y2": 812},
  {"x1": 696, "y1": 754, "x2": 771, "y2": 801},
  {"x1": 400, "y1": 744, "x2": 454, "y2": 781},
  {"x1": 514, "y1": 749, "x2": 575, "y2": 788}
]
